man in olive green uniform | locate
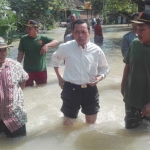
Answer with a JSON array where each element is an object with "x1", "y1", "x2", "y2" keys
[
  {"x1": 17, "y1": 20, "x2": 59, "y2": 86},
  {"x1": 121, "y1": 10, "x2": 150, "y2": 129}
]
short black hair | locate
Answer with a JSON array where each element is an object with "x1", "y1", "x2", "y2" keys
[
  {"x1": 131, "y1": 12, "x2": 140, "y2": 20},
  {"x1": 72, "y1": 19, "x2": 90, "y2": 31}
]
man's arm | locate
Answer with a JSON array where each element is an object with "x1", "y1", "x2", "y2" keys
[
  {"x1": 121, "y1": 35, "x2": 129, "y2": 57},
  {"x1": 40, "y1": 40, "x2": 59, "y2": 54},
  {"x1": 45, "y1": 40, "x2": 59, "y2": 47},
  {"x1": 19, "y1": 81, "x2": 26, "y2": 90},
  {"x1": 64, "y1": 23, "x2": 72, "y2": 40},
  {"x1": 121, "y1": 64, "x2": 130, "y2": 96},
  {"x1": 51, "y1": 44, "x2": 65, "y2": 88},
  {"x1": 89, "y1": 50, "x2": 109, "y2": 87},
  {"x1": 64, "y1": 27, "x2": 69, "y2": 39},
  {"x1": 17, "y1": 51, "x2": 24, "y2": 63},
  {"x1": 97, "y1": 50, "x2": 109, "y2": 79},
  {"x1": 54, "y1": 67, "x2": 65, "y2": 89}
]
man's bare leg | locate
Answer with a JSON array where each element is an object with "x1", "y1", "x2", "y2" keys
[
  {"x1": 63, "y1": 116, "x2": 75, "y2": 126},
  {"x1": 85, "y1": 114, "x2": 97, "y2": 124}
]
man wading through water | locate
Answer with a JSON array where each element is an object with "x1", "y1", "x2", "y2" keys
[{"x1": 51, "y1": 19, "x2": 109, "y2": 126}]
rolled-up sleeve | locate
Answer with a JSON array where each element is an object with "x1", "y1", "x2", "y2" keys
[
  {"x1": 97, "y1": 50, "x2": 109, "y2": 78},
  {"x1": 51, "y1": 44, "x2": 65, "y2": 67}
]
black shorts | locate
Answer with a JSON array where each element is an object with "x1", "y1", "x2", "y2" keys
[
  {"x1": 0, "y1": 120, "x2": 26, "y2": 138},
  {"x1": 61, "y1": 82, "x2": 100, "y2": 118},
  {"x1": 124, "y1": 104, "x2": 143, "y2": 129}
]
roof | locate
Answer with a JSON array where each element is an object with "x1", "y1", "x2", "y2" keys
[
  {"x1": 73, "y1": 0, "x2": 84, "y2": 8},
  {"x1": 143, "y1": 0, "x2": 150, "y2": 5}
]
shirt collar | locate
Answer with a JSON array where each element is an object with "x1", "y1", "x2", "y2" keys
[{"x1": 74, "y1": 40, "x2": 91, "y2": 49}]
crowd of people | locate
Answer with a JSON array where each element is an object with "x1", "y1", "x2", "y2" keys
[{"x1": 1, "y1": 10, "x2": 150, "y2": 138}]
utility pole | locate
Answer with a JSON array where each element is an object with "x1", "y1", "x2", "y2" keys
[
  {"x1": 102, "y1": 0, "x2": 104, "y2": 18},
  {"x1": 137, "y1": 0, "x2": 144, "y2": 12}
]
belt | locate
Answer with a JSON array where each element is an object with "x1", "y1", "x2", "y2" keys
[
  {"x1": 65, "y1": 82, "x2": 88, "y2": 88},
  {"x1": 81, "y1": 84, "x2": 87, "y2": 88}
]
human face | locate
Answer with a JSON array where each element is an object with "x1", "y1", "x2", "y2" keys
[
  {"x1": 70, "y1": 15, "x2": 76, "y2": 23},
  {"x1": 96, "y1": 20, "x2": 101, "y2": 25},
  {"x1": 26, "y1": 26, "x2": 38, "y2": 37},
  {"x1": 0, "y1": 48, "x2": 7, "y2": 66},
  {"x1": 136, "y1": 24, "x2": 150, "y2": 45},
  {"x1": 72, "y1": 23, "x2": 90, "y2": 48}
]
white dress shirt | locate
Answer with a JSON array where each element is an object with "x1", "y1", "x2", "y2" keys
[{"x1": 51, "y1": 40, "x2": 109, "y2": 85}]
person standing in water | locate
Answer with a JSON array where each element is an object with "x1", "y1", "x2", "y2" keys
[
  {"x1": 121, "y1": 10, "x2": 150, "y2": 129},
  {"x1": 51, "y1": 19, "x2": 109, "y2": 126},
  {"x1": 121, "y1": 12, "x2": 139, "y2": 57},
  {"x1": 64, "y1": 13, "x2": 77, "y2": 41},
  {"x1": 94, "y1": 18, "x2": 103, "y2": 46},
  {"x1": 17, "y1": 20, "x2": 59, "y2": 86},
  {"x1": 0, "y1": 38, "x2": 28, "y2": 137}
]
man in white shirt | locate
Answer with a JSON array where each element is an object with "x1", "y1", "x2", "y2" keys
[{"x1": 51, "y1": 19, "x2": 109, "y2": 126}]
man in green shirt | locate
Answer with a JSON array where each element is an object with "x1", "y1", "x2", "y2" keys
[
  {"x1": 121, "y1": 10, "x2": 150, "y2": 129},
  {"x1": 17, "y1": 20, "x2": 59, "y2": 86}
]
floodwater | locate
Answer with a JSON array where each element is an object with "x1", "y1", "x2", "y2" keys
[{"x1": 1, "y1": 25, "x2": 150, "y2": 150}]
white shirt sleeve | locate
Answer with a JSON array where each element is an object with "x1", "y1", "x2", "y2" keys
[
  {"x1": 97, "y1": 50, "x2": 109, "y2": 78},
  {"x1": 51, "y1": 44, "x2": 65, "y2": 67}
]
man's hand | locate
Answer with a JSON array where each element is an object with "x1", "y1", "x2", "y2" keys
[
  {"x1": 40, "y1": 44, "x2": 47, "y2": 54},
  {"x1": 121, "y1": 86, "x2": 124, "y2": 97},
  {"x1": 58, "y1": 78, "x2": 65, "y2": 89},
  {"x1": 141, "y1": 102, "x2": 150, "y2": 117},
  {"x1": 88, "y1": 76, "x2": 103, "y2": 87}
]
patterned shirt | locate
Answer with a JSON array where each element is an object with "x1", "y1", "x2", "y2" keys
[{"x1": 0, "y1": 58, "x2": 28, "y2": 132}]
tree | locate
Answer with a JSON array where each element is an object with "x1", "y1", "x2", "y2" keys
[
  {"x1": 90, "y1": 0, "x2": 138, "y2": 17},
  {"x1": 0, "y1": 0, "x2": 18, "y2": 44},
  {"x1": 132, "y1": 0, "x2": 144, "y2": 12},
  {"x1": 90, "y1": 0, "x2": 146, "y2": 17},
  {"x1": 8, "y1": 0, "x2": 74, "y2": 30}
]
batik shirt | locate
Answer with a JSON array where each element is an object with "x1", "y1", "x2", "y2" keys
[{"x1": 0, "y1": 58, "x2": 28, "y2": 132}]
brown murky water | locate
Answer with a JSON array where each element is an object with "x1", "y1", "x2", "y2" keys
[{"x1": 1, "y1": 25, "x2": 150, "y2": 150}]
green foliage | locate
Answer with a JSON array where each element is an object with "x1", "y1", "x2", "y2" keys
[
  {"x1": 7, "y1": 0, "x2": 74, "y2": 31},
  {"x1": 106, "y1": 0, "x2": 138, "y2": 13},
  {"x1": 0, "y1": 0, "x2": 18, "y2": 44},
  {"x1": 90, "y1": 0, "x2": 103, "y2": 15},
  {"x1": 90, "y1": 0, "x2": 138, "y2": 16}
]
